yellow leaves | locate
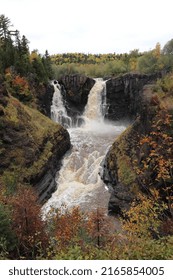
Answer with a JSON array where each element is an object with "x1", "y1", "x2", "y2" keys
[
  {"x1": 129, "y1": 58, "x2": 137, "y2": 71},
  {"x1": 138, "y1": 107, "x2": 173, "y2": 183},
  {"x1": 30, "y1": 51, "x2": 39, "y2": 62},
  {"x1": 122, "y1": 193, "x2": 166, "y2": 240},
  {"x1": 153, "y1": 42, "x2": 161, "y2": 59}
]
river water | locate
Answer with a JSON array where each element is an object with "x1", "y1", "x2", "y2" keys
[{"x1": 42, "y1": 79, "x2": 126, "y2": 215}]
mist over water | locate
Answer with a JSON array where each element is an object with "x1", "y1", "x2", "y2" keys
[{"x1": 42, "y1": 79, "x2": 126, "y2": 215}]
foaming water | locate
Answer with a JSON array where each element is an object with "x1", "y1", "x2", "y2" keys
[
  {"x1": 80, "y1": 119, "x2": 125, "y2": 135},
  {"x1": 84, "y1": 79, "x2": 106, "y2": 121},
  {"x1": 42, "y1": 124, "x2": 126, "y2": 215},
  {"x1": 42, "y1": 79, "x2": 126, "y2": 216}
]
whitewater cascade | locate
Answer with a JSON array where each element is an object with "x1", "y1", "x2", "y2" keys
[
  {"x1": 42, "y1": 79, "x2": 125, "y2": 215},
  {"x1": 84, "y1": 78, "x2": 106, "y2": 122},
  {"x1": 51, "y1": 81, "x2": 72, "y2": 128}
]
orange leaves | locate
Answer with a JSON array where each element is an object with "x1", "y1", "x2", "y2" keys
[
  {"x1": 4, "y1": 71, "x2": 31, "y2": 101},
  {"x1": 140, "y1": 136, "x2": 152, "y2": 145},
  {"x1": 156, "y1": 157, "x2": 170, "y2": 180},
  {"x1": 12, "y1": 75, "x2": 29, "y2": 92},
  {"x1": 7, "y1": 74, "x2": 32, "y2": 101},
  {"x1": 136, "y1": 108, "x2": 173, "y2": 216},
  {"x1": 86, "y1": 209, "x2": 108, "y2": 237},
  {"x1": 85, "y1": 209, "x2": 115, "y2": 248},
  {"x1": 52, "y1": 207, "x2": 83, "y2": 249},
  {"x1": 47, "y1": 206, "x2": 116, "y2": 252}
]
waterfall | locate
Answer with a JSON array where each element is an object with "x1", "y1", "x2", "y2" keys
[
  {"x1": 81, "y1": 78, "x2": 111, "y2": 133},
  {"x1": 42, "y1": 79, "x2": 126, "y2": 215},
  {"x1": 83, "y1": 78, "x2": 106, "y2": 122},
  {"x1": 51, "y1": 81, "x2": 72, "y2": 128}
]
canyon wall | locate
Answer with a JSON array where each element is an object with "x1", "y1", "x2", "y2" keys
[{"x1": 0, "y1": 82, "x2": 70, "y2": 202}]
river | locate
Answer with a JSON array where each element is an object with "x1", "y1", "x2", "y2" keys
[{"x1": 42, "y1": 79, "x2": 126, "y2": 216}]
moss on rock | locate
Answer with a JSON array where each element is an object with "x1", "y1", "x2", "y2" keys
[{"x1": 0, "y1": 82, "x2": 70, "y2": 200}]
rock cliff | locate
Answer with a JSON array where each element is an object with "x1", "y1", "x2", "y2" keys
[
  {"x1": 33, "y1": 83, "x2": 54, "y2": 117},
  {"x1": 0, "y1": 82, "x2": 70, "y2": 202},
  {"x1": 105, "y1": 73, "x2": 161, "y2": 121},
  {"x1": 102, "y1": 76, "x2": 173, "y2": 216},
  {"x1": 58, "y1": 74, "x2": 95, "y2": 124}
]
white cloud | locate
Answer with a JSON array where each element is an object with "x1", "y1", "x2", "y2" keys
[{"x1": 1, "y1": 0, "x2": 173, "y2": 54}]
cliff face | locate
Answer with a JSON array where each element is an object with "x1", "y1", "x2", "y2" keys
[
  {"x1": 101, "y1": 73, "x2": 161, "y2": 214},
  {"x1": 0, "y1": 82, "x2": 70, "y2": 202},
  {"x1": 34, "y1": 75, "x2": 95, "y2": 121},
  {"x1": 33, "y1": 83, "x2": 54, "y2": 117},
  {"x1": 101, "y1": 116, "x2": 151, "y2": 215},
  {"x1": 59, "y1": 74, "x2": 95, "y2": 123},
  {"x1": 101, "y1": 77, "x2": 173, "y2": 215},
  {"x1": 105, "y1": 73, "x2": 161, "y2": 121}
]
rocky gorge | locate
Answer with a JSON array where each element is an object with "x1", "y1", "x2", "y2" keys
[
  {"x1": 46, "y1": 73, "x2": 165, "y2": 215},
  {"x1": 1, "y1": 71, "x2": 171, "y2": 216}
]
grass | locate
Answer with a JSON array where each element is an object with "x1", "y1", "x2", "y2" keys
[{"x1": 0, "y1": 93, "x2": 69, "y2": 188}]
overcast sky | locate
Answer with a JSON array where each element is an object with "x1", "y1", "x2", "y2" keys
[{"x1": 1, "y1": 0, "x2": 173, "y2": 55}]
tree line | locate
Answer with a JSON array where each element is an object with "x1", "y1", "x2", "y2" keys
[
  {"x1": 51, "y1": 41, "x2": 173, "y2": 79},
  {"x1": 1, "y1": 13, "x2": 173, "y2": 82}
]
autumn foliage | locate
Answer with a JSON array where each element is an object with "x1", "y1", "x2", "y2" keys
[
  {"x1": 136, "y1": 108, "x2": 173, "y2": 215},
  {"x1": 12, "y1": 75, "x2": 29, "y2": 92},
  {"x1": 0, "y1": 184, "x2": 173, "y2": 259},
  {"x1": 10, "y1": 188, "x2": 48, "y2": 257},
  {"x1": 1, "y1": 14, "x2": 173, "y2": 259},
  {"x1": 0, "y1": 187, "x2": 48, "y2": 259},
  {"x1": 49, "y1": 206, "x2": 83, "y2": 250}
]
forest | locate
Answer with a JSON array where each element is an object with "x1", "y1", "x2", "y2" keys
[
  {"x1": 51, "y1": 41, "x2": 173, "y2": 78},
  {"x1": 0, "y1": 14, "x2": 173, "y2": 260}
]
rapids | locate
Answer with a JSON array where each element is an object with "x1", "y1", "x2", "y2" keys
[{"x1": 42, "y1": 79, "x2": 126, "y2": 215}]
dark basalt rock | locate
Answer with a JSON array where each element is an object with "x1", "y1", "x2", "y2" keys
[
  {"x1": 58, "y1": 74, "x2": 95, "y2": 123},
  {"x1": 34, "y1": 83, "x2": 54, "y2": 117},
  {"x1": 33, "y1": 128, "x2": 71, "y2": 202},
  {"x1": 101, "y1": 74, "x2": 162, "y2": 215},
  {"x1": 105, "y1": 73, "x2": 161, "y2": 122},
  {"x1": 108, "y1": 183, "x2": 135, "y2": 215}
]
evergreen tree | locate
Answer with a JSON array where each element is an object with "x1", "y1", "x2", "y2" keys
[
  {"x1": 0, "y1": 14, "x2": 11, "y2": 40},
  {"x1": 14, "y1": 33, "x2": 30, "y2": 75},
  {"x1": 42, "y1": 50, "x2": 54, "y2": 80},
  {"x1": 0, "y1": 14, "x2": 54, "y2": 82}
]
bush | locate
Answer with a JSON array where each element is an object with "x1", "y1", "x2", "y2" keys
[{"x1": 0, "y1": 203, "x2": 17, "y2": 256}]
